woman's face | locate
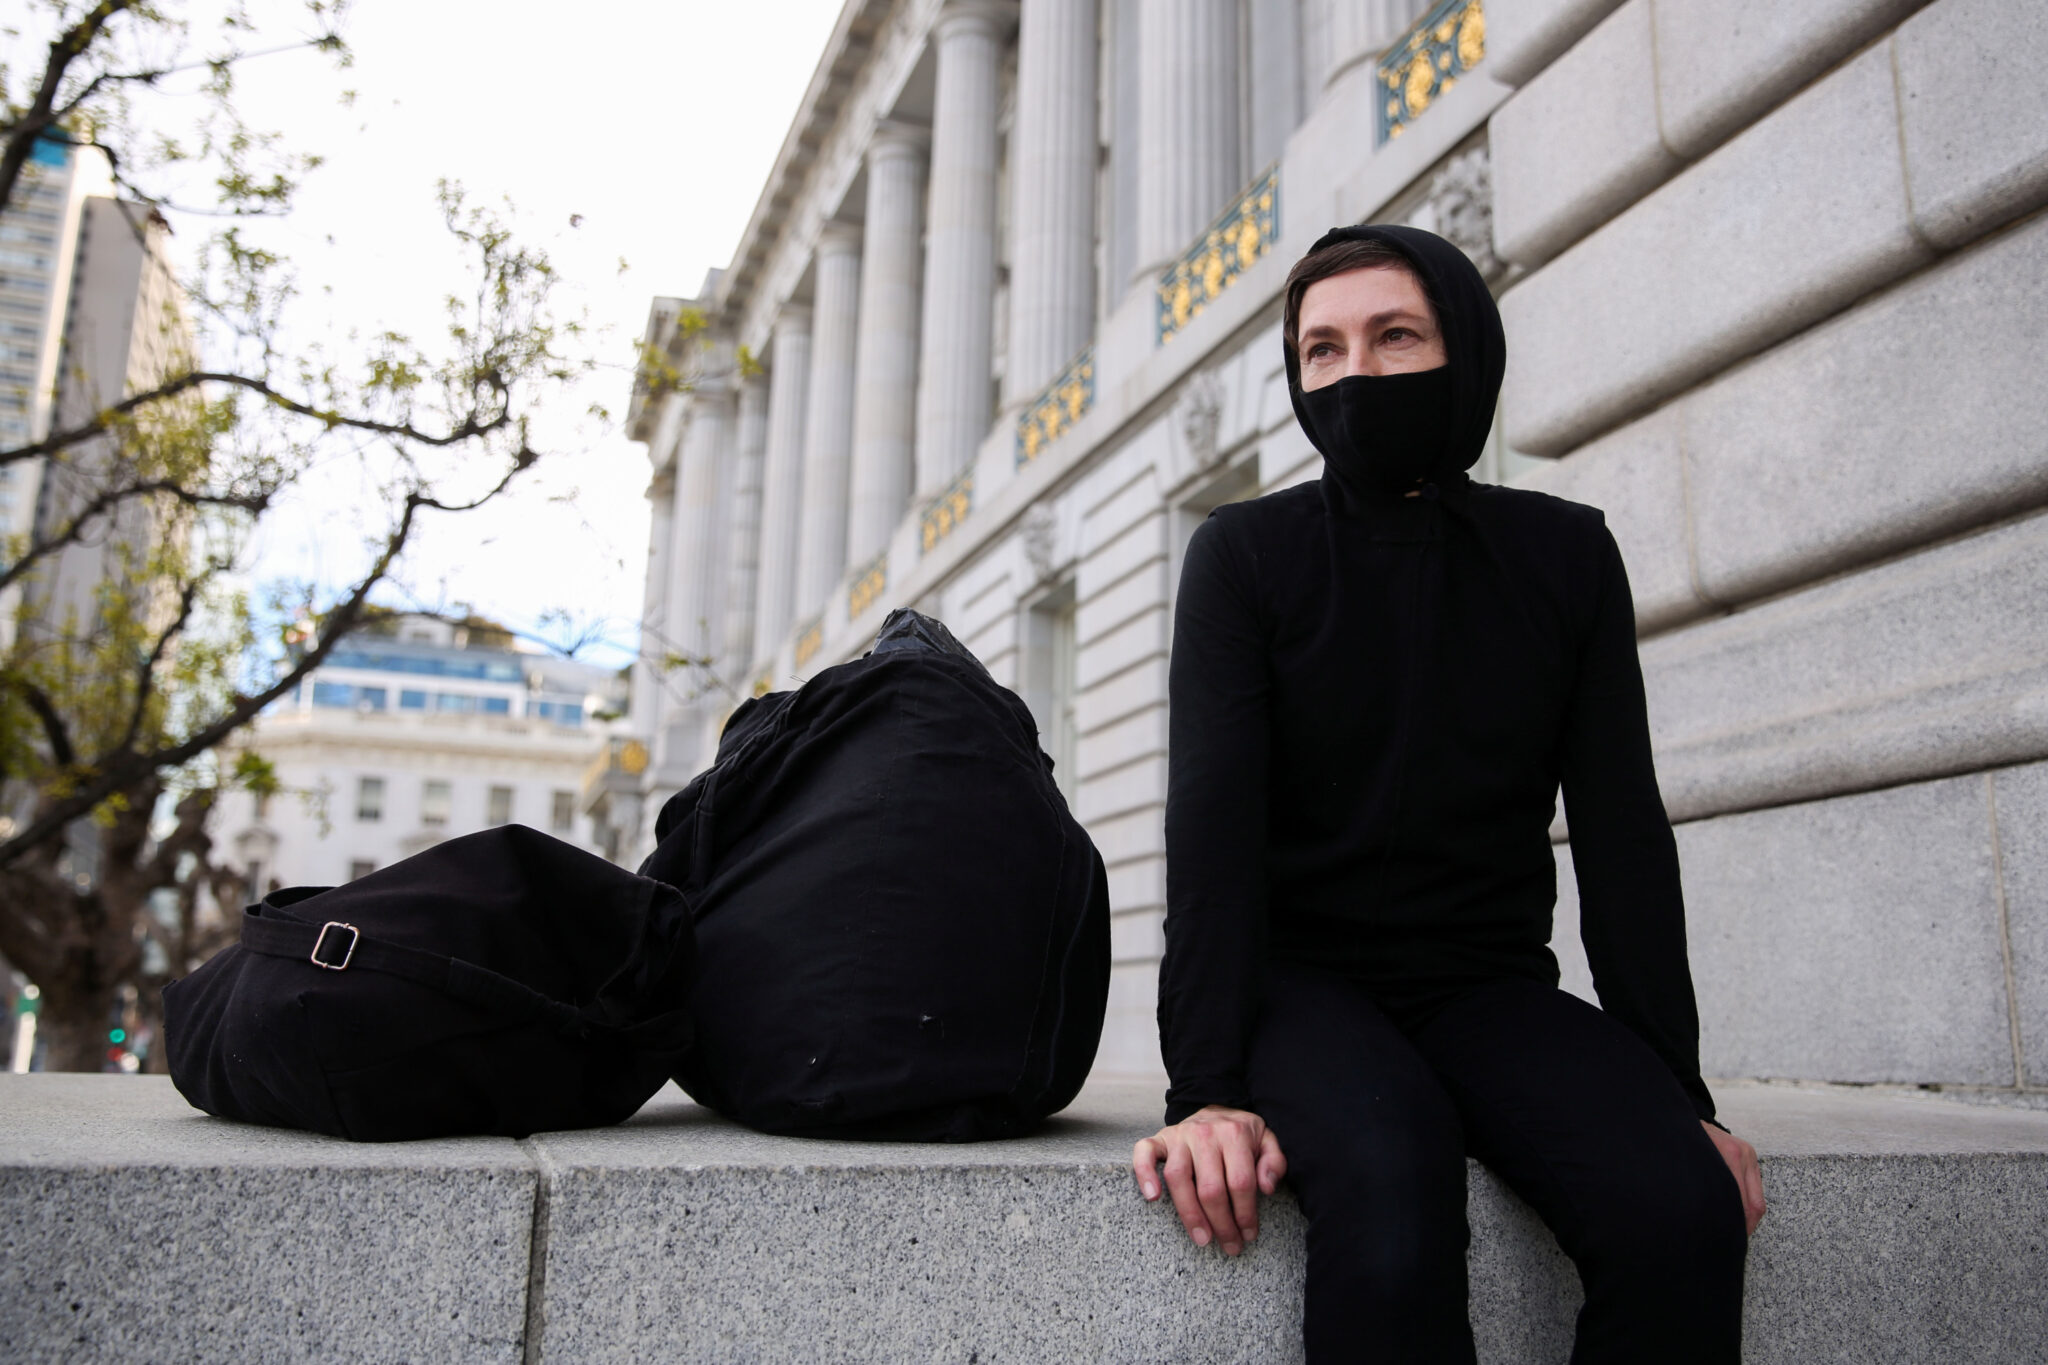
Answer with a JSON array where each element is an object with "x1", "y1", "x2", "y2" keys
[{"x1": 1295, "y1": 265, "x2": 1447, "y2": 390}]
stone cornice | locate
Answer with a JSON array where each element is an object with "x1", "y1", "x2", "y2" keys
[
  {"x1": 241, "y1": 714, "x2": 606, "y2": 768},
  {"x1": 727, "y1": 0, "x2": 945, "y2": 357}
]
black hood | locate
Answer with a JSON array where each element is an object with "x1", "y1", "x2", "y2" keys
[{"x1": 1285, "y1": 224, "x2": 1506, "y2": 487}]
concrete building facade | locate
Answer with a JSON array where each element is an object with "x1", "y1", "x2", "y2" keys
[
  {"x1": 0, "y1": 137, "x2": 115, "y2": 643},
  {"x1": 22, "y1": 194, "x2": 193, "y2": 643},
  {"x1": 619, "y1": 0, "x2": 2048, "y2": 1101},
  {"x1": 217, "y1": 615, "x2": 625, "y2": 893}
]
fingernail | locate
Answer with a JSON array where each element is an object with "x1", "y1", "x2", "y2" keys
[
  {"x1": 1192, "y1": 1227, "x2": 1210, "y2": 1246},
  {"x1": 1224, "y1": 1242, "x2": 1242, "y2": 1257},
  {"x1": 1245, "y1": 1227, "x2": 1258, "y2": 1243},
  {"x1": 1141, "y1": 1183, "x2": 1156, "y2": 1199}
]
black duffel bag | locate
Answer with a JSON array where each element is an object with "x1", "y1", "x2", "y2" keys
[
  {"x1": 164, "y1": 824, "x2": 695, "y2": 1141},
  {"x1": 641, "y1": 609, "x2": 1110, "y2": 1141}
]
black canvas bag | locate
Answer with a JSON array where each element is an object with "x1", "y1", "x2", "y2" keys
[
  {"x1": 164, "y1": 825, "x2": 695, "y2": 1141},
  {"x1": 641, "y1": 609, "x2": 1110, "y2": 1141}
]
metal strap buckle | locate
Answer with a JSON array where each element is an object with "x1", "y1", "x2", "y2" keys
[{"x1": 311, "y1": 921, "x2": 359, "y2": 971}]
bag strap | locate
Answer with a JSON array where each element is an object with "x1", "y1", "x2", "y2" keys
[{"x1": 238, "y1": 908, "x2": 588, "y2": 1037}]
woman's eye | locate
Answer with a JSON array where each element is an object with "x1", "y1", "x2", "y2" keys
[{"x1": 1307, "y1": 343, "x2": 1336, "y2": 360}]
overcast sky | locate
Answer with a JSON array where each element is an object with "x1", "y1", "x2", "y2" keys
[{"x1": 133, "y1": 1, "x2": 848, "y2": 665}]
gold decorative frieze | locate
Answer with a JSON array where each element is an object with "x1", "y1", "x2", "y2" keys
[
  {"x1": 1377, "y1": 0, "x2": 1485, "y2": 144},
  {"x1": 1155, "y1": 166, "x2": 1280, "y2": 345},
  {"x1": 920, "y1": 468, "x2": 974, "y2": 554},
  {"x1": 848, "y1": 553, "x2": 889, "y2": 620},
  {"x1": 1016, "y1": 346, "x2": 1095, "y2": 467},
  {"x1": 794, "y1": 617, "x2": 824, "y2": 669}
]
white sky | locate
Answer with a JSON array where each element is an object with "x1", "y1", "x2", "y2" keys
[{"x1": 99, "y1": 1, "x2": 848, "y2": 666}]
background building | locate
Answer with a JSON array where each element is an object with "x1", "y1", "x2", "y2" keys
[
  {"x1": 0, "y1": 135, "x2": 115, "y2": 645},
  {"x1": 217, "y1": 614, "x2": 625, "y2": 892},
  {"x1": 21, "y1": 193, "x2": 192, "y2": 642},
  {"x1": 618, "y1": 0, "x2": 2048, "y2": 1102}
]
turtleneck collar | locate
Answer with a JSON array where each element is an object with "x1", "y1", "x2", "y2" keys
[{"x1": 1319, "y1": 467, "x2": 1476, "y2": 540}]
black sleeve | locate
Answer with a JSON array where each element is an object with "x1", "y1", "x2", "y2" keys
[
  {"x1": 1159, "y1": 513, "x2": 1271, "y2": 1125},
  {"x1": 1560, "y1": 525, "x2": 1717, "y2": 1123}
]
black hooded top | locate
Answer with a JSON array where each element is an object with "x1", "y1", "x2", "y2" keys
[{"x1": 1159, "y1": 225, "x2": 1713, "y2": 1124}]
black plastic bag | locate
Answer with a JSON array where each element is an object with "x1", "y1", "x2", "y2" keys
[
  {"x1": 642, "y1": 609, "x2": 1110, "y2": 1140},
  {"x1": 165, "y1": 825, "x2": 695, "y2": 1141}
]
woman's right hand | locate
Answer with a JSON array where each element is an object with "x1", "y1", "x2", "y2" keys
[{"x1": 1132, "y1": 1105, "x2": 1287, "y2": 1256}]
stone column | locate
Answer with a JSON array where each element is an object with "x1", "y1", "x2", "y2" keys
[
  {"x1": 752, "y1": 306, "x2": 812, "y2": 655},
  {"x1": 651, "y1": 384, "x2": 732, "y2": 785},
  {"x1": 669, "y1": 383, "x2": 736, "y2": 671},
  {"x1": 1134, "y1": 0, "x2": 1241, "y2": 282},
  {"x1": 845, "y1": 122, "x2": 928, "y2": 568},
  {"x1": 1007, "y1": 0, "x2": 1098, "y2": 406},
  {"x1": 1319, "y1": 0, "x2": 1424, "y2": 94},
  {"x1": 1246, "y1": 0, "x2": 1303, "y2": 170},
  {"x1": 795, "y1": 226, "x2": 863, "y2": 613},
  {"x1": 914, "y1": 2, "x2": 1015, "y2": 497},
  {"x1": 723, "y1": 374, "x2": 771, "y2": 677},
  {"x1": 629, "y1": 466, "x2": 675, "y2": 734}
]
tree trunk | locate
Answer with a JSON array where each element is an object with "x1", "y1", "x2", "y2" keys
[{"x1": 37, "y1": 988, "x2": 117, "y2": 1072}]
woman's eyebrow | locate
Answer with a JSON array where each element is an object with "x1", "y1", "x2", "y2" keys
[{"x1": 1300, "y1": 308, "x2": 1431, "y2": 338}]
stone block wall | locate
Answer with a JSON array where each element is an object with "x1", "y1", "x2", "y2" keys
[
  {"x1": 1554, "y1": 760, "x2": 2039, "y2": 1089},
  {"x1": 1501, "y1": 0, "x2": 2048, "y2": 1101},
  {"x1": 749, "y1": 0, "x2": 2048, "y2": 1100}
]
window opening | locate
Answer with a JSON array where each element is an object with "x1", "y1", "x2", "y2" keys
[{"x1": 1024, "y1": 581, "x2": 1081, "y2": 807}]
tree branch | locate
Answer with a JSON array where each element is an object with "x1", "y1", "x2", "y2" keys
[
  {"x1": 0, "y1": 1, "x2": 145, "y2": 216},
  {"x1": 111, "y1": 575, "x2": 205, "y2": 759},
  {"x1": 0, "y1": 461, "x2": 537, "y2": 870},
  {"x1": 0, "y1": 858, "x2": 76, "y2": 985},
  {"x1": 0, "y1": 474, "x2": 275, "y2": 596},
  {"x1": 51, "y1": 36, "x2": 338, "y2": 119},
  {"x1": 0, "y1": 368, "x2": 512, "y2": 470},
  {"x1": 8, "y1": 679, "x2": 78, "y2": 769},
  {"x1": 141, "y1": 786, "x2": 214, "y2": 892}
]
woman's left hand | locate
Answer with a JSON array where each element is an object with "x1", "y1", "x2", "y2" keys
[{"x1": 1703, "y1": 1121, "x2": 1765, "y2": 1235}]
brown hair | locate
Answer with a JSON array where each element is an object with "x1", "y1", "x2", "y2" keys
[{"x1": 1281, "y1": 237, "x2": 1434, "y2": 373}]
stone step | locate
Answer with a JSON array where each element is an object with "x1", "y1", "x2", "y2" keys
[{"x1": 3, "y1": 1075, "x2": 2046, "y2": 1363}]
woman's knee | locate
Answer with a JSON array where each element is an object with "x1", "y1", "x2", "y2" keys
[
  {"x1": 1574, "y1": 1138, "x2": 1747, "y2": 1289},
  {"x1": 1294, "y1": 1123, "x2": 1472, "y2": 1294}
]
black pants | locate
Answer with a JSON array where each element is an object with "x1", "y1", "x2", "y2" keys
[{"x1": 1248, "y1": 963, "x2": 1747, "y2": 1364}]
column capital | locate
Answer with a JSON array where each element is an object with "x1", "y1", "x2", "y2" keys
[
  {"x1": 817, "y1": 220, "x2": 864, "y2": 256},
  {"x1": 773, "y1": 302, "x2": 814, "y2": 334},
  {"x1": 869, "y1": 119, "x2": 932, "y2": 160},
  {"x1": 935, "y1": 0, "x2": 1017, "y2": 42}
]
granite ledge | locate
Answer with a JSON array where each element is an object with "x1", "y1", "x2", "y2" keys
[{"x1": 5, "y1": 1075, "x2": 2048, "y2": 1365}]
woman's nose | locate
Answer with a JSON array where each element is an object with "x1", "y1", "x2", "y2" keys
[{"x1": 1345, "y1": 347, "x2": 1383, "y2": 380}]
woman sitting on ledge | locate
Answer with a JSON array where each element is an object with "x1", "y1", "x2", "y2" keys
[{"x1": 1132, "y1": 225, "x2": 1766, "y2": 1363}]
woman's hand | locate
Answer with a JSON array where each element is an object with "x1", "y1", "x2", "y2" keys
[
  {"x1": 1704, "y1": 1121, "x2": 1766, "y2": 1235},
  {"x1": 1132, "y1": 1105, "x2": 1287, "y2": 1255}
]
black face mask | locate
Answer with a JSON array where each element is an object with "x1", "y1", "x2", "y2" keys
[{"x1": 1294, "y1": 366, "x2": 1453, "y2": 498}]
